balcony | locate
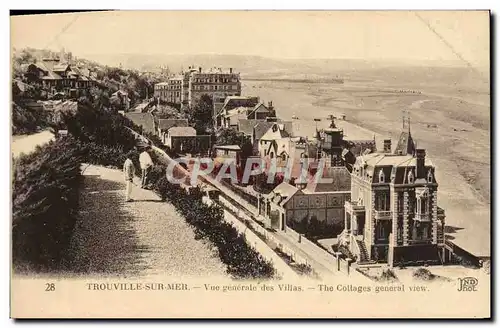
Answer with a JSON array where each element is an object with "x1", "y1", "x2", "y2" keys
[
  {"x1": 414, "y1": 212, "x2": 431, "y2": 222},
  {"x1": 345, "y1": 201, "x2": 365, "y2": 214},
  {"x1": 374, "y1": 209, "x2": 392, "y2": 220}
]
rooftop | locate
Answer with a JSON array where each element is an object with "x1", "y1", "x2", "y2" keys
[
  {"x1": 168, "y1": 126, "x2": 196, "y2": 137},
  {"x1": 267, "y1": 182, "x2": 300, "y2": 206},
  {"x1": 214, "y1": 145, "x2": 241, "y2": 151},
  {"x1": 158, "y1": 118, "x2": 189, "y2": 131},
  {"x1": 359, "y1": 152, "x2": 433, "y2": 168},
  {"x1": 303, "y1": 166, "x2": 351, "y2": 193},
  {"x1": 238, "y1": 119, "x2": 261, "y2": 136}
]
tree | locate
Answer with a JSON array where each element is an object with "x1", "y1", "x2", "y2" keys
[
  {"x1": 189, "y1": 94, "x2": 213, "y2": 134},
  {"x1": 216, "y1": 127, "x2": 254, "y2": 161}
]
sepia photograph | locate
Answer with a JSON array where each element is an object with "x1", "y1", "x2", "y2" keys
[{"x1": 9, "y1": 9, "x2": 491, "y2": 319}]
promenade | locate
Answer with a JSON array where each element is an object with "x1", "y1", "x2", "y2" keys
[{"x1": 64, "y1": 164, "x2": 227, "y2": 278}]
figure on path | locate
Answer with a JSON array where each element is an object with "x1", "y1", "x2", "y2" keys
[
  {"x1": 123, "y1": 151, "x2": 136, "y2": 202},
  {"x1": 139, "y1": 146, "x2": 154, "y2": 189}
]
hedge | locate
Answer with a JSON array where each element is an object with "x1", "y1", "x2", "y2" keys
[
  {"x1": 57, "y1": 103, "x2": 277, "y2": 279},
  {"x1": 12, "y1": 137, "x2": 83, "y2": 272}
]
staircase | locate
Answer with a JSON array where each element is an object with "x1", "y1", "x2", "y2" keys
[{"x1": 356, "y1": 240, "x2": 369, "y2": 263}]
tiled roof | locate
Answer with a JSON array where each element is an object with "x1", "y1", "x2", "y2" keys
[
  {"x1": 238, "y1": 119, "x2": 261, "y2": 136},
  {"x1": 53, "y1": 63, "x2": 70, "y2": 72},
  {"x1": 360, "y1": 153, "x2": 433, "y2": 168},
  {"x1": 158, "y1": 119, "x2": 188, "y2": 131},
  {"x1": 268, "y1": 182, "x2": 300, "y2": 205},
  {"x1": 41, "y1": 71, "x2": 62, "y2": 80},
  {"x1": 168, "y1": 126, "x2": 196, "y2": 137},
  {"x1": 246, "y1": 102, "x2": 273, "y2": 118},
  {"x1": 304, "y1": 166, "x2": 351, "y2": 193},
  {"x1": 253, "y1": 121, "x2": 275, "y2": 141}
]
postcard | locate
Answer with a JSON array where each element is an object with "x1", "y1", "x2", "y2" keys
[{"x1": 10, "y1": 10, "x2": 490, "y2": 319}]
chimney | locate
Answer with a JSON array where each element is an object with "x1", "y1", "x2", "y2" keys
[
  {"x1": 268, "y1": 101, "x2": 274, "y2": 110},
  {"x1": 229, "y1": 67, "x2": 233, "y2": 74},
  {"x1": 383, "y1": 139, "x2": 392, "y2": 153},
  {"x1": 198, "y1": 67, "x2": 202, "y2": 73},
  {"x1": 415, "y1": 149, "x2": 426, "y2": 179}
]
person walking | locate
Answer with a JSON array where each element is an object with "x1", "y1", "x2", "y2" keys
[
  {"x1": 139, "y1": 146, "x2": 154, "y2": 189},
  {"x1": 123, "y1": 151, "x2": 136, "y2": 202}
]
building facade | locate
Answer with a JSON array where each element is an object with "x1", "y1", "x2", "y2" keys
[
  {"x1": 154, "y1": 67, "x2": 242, "y2": 110},
  {"x1": 154, "y1": 76, "x2": 183, "y2": 104},
  {"x1": 258, "y1": 166, "x2": 351, "y2": 235},
  {"x1": 342, "y1": 129, "x2": 446, "y2": 267}
]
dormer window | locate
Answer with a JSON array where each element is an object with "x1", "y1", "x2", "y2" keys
[
  {"x1": 408, "y1": 170, "x2": 414, "y2": 184},
  {"x1": 427, "y1": 170, "x2": 433, "y2": 183},
  {"x1": 379, "y1": 170, "x2": 385, "y2": 183}
]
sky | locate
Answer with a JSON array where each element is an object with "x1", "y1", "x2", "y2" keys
[{"x1": 10, "y1": 11, "x2": 489, "y2": 67}]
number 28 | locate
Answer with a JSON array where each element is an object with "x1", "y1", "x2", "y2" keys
[{"x1": 45, "y1": 283, "x2": 55, "y2": 292}]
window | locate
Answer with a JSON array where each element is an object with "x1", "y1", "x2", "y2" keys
[
  {"x1": 422, "y1": 225, "x2": 429, "y2": 239},
  {"x1": 376, "y1": 192, "x2": 390, "y2": 211},
  {"x1": 408, "y1": 170, "x2": 414, "y2": 184},
  {"x1": 379, "y1": 170, "x2": 385, "y2": 183},
  {"x1": 378, "y1": 223, "x2": 386, "y2": 239},
  {"x1": 397, "y1": 193, "x2": 404, "y2": 213},
  {"x1": 427, "y1": 170, "x2": 433, "y2": 183}
]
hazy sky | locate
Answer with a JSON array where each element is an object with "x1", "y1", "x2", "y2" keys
[{"x1": 11, "y1": 11, "x2": 489, "y2": 66}]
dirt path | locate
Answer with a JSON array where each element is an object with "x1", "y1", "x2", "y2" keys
[
  {"x1": 64, "y1": 165, "x2": 227, "y2": 278},
  {"x1": 11, "y1": 130, "x2": 54, "y2": 159}
]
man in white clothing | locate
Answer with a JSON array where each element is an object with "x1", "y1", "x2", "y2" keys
[
  {"x1": 123, "y1": 151, "x2": 136, "y2": 202},
  {"x1": 139, "y1": 147, "x2": 154, "y2": 189}
]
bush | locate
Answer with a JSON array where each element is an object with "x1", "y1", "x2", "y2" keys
[
  {"x1": 151, "y1": 176, "x2": 276, "y2": 279},
  {"x1": 12, "y1": 137, "x2": 84, "y2": 271},
  {"x1": 413, "y1": 268, "x2": 435, "y2": 281},
  {"x1": 378, "y1": 269, "x2": 398, "y2": 282}
]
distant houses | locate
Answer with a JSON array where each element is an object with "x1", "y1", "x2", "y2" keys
[{"x1": 23, "y1": 56, "x2": 99, "y2": 99}]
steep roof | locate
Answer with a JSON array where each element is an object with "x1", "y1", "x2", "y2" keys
[
  {"x1": 260, "y1": 123, "x2": 291, "y2": 140},
  {"x1": 253, "y1": 121, "x2": 276, "y2": 141},
  {"x1": 393, "y1": 131, "x2": 416, "y2": 155},
  {"x1": 238, "y1": 119, "x2": 261, "y2": 136},
  {"x1": 53, "y1": 63, "x2": 70, "y2": 72},
  {"x1": 40, "y1": 71, "x2": 62, "y2": 80},
  {"x1": 158, "y1": 118, "x2": 189, "y2": 131},
  {"x1": 246, "y1": 102, "x2": 270, "y2": 117},
  {"x1": 168, "y1": 126, "x2": 196, "y2": 137},
  {"x1": 268, "y1": 182, "x2": 300, "y2": 206}
]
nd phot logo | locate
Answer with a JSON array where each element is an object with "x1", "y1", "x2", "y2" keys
[{"x1": 457, "y1": 277, "x2": 478, "y2": 292}]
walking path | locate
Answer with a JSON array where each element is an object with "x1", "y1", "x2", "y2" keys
[
  {"x1": 65, "y1": 164, "x2": 227, "y2": 278},
  {"x1": 11, "y1": 130, "x2": 54, "y2": 159}
]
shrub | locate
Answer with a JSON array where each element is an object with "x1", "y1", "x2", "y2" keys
[
  {"x1": 12, "y1": 137, "x2": 83, "y2": 271},
  {"x1": 379, "y1": 269, "x2": 398, "y2": 282},
  {"x1": 413, "y1": 268, "x2": 435, "y2": 281}
]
